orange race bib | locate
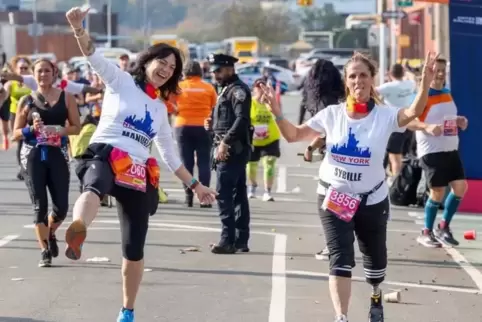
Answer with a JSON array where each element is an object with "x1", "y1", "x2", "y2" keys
[
  {"x1": 109, "y1": 147, "x2": 160, "y2": 192},
  {"x1": 109, "y1": 148, "x2": 146, "y2": 192}
]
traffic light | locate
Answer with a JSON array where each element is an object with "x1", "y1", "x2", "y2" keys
[{"x1": 297, "y1": 0, "x2": 313, "y2": 6}]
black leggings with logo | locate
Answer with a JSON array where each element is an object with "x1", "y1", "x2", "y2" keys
[
  {"x1": 75, "y1": 143, "x2": 159, "y2": 262},
  {"x1": 317, "y1": 194, "x2": 389, "y2": 286}
]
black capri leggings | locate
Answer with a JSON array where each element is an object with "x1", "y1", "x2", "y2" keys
[
  {"x1": 318, "y1": 194, "x2": 389, "y2": 286},
  {"x1": 75, "y1": 143, "x2": 159, "y2": 262},
  {"x1": 23, "y1": 145, "x2": 70, "y2": 225}
]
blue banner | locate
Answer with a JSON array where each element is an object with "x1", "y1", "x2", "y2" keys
[{"x1": 449, "y1": 1, "x2": 482, "y2": 179}]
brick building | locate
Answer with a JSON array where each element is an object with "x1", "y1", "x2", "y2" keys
[{"x1": 0, "y1": 9, "x2": 118, "y2": 62}]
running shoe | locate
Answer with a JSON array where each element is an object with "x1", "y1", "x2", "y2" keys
[
  {"x1": 416, "y1": 229, "x2": 441, "y2": 248},
  {"x1": 368, "y1": 292, "x2": 384, "y2": 322},
  {"x1": 248, "y1": 186, "x2": 257, "y2": 199},
  {"x1": 38, "y1": 249, "x2": 52, "y2": 268},
  {"x1": 315, "y1": 247, "x2": 329, "y2": 260},
  {"x1": 434, "y1": 224, "x2": 459, "y2": 247},
  {"x1": 65, "y1": 220, "x2": 87, "y2": 260},
  {"x1": 48, "y1": 233, "x2": 59, "y2": 258},
  {"x1": 262, "y1": 192, "x2": 274, "y2": 202},
  {"x1": 158, "y1": 188, "x2": 168, "y2": 204},
  {"x1": 334, "y1": 315, "x2": 348, "y2": 322},
  {"x1": 117, "y1": 308, "x2": 134, "y2": 322}
]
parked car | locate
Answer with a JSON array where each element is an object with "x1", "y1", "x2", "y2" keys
[
  {"x1": 236, "y1": 63, "x2": 300, "y2": 92},
  {"x1": 255, "y1": 56, "x2": 291, "y2": 70}
]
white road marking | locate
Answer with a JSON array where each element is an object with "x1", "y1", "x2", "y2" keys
[
  {"x1": 286, "y1": 270, "x2": 480, "y2": 295},
  {"x1": 269, "y1": 233, "x2": 287, "y2": 322},
  {"x1": 409, "y1": 211, "x2": 482, "y2": 222},
  {"x1": 0, "y1": 235, "x2": 20, "y2": 248},
  {"x1": 443, "y1": 246, "x2": 482, "y2": 291},
  {"x1": 161, "y1": 187, "x2": 309, "y2": 202},
  {"x1": 22, "y1": 225, "x2": 197, "y2": 232},
  {"x1": 288, "y1": 173, "x2": 318, "y2": 180},
  {"x1": 24, "y1": 221, "x2": 289, "y2": 321},
  {"x1": 408, "y1": 211, "x2": 482, "y2": 291},
  {"x1": 276, "y1": 165, "x2": 288, "y2": 193},
  {"x1": 65, "y1": 220, "x2": 419, "y2": 234}
]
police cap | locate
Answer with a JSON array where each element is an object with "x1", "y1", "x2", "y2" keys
[{"x1": 208, "y1": 53, "x2": 239, "y2": 72}]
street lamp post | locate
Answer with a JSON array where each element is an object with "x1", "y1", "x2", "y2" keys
[
  {"x1": 106, "y1": 0, "x2": 112, "y2": 48},
  {"x1": 32, "y1": 0, "x2": 39, "y2": 54}
]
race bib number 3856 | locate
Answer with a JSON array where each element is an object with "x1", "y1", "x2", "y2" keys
[
  {"x1": 114, "y1": 162, "x2": 147, "y2": 192},
  {"x1": 322, "y1": 186, "x2": 361, "y2": 222}
]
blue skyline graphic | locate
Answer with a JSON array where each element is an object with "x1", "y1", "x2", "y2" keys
[
  {"x1": 331, "y1": 127, "x2": 371, "y2": 158},
  {"x1": 123, "y1": 105, "x2": 156, "y2": 138}
]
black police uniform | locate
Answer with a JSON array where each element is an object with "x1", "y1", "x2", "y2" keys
[{"x1": 208, "y1": 54, "x2": 253, "y2": 254}]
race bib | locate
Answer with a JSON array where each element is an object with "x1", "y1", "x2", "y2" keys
[
  {"x1": 114, "y1": 161, "x2": 147, "y2": 192},
  {"x1": 36, "y1": 127, "x2": 61, "y2": 147},
  {"x1": 322, "y1": 186, "x2": 361, "y2": 222},
  {"x1": 443, "y1": 117, "x2": 458, "y2": 136},
  {"x1": 253, "y1": 124, "x2": 269, "y2": 140}
]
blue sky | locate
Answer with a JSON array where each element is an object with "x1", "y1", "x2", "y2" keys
[{"x1": 291, "y1": 0, "x2": 377, "y2": 14}]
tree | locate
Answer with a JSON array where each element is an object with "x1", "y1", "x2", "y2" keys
[
  {"x1": 219, "y1": 3, "x2": 299, "y2": 44},
  {"x1": 298, "y1": 3, "x2": 345, "y2": 32}
]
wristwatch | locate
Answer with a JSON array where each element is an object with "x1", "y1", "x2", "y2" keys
[
  {"x1": 189, "y1": 178, "x2": 199, "y2": 190},
  {"x1": 307, "y1": 146, "x2": 313, "y2": 152}
]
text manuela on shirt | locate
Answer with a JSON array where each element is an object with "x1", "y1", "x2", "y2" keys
[{"x1": 122, "y1": 106, "x2": 157, "y2": 147}]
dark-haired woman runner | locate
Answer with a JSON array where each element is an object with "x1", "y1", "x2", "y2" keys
[
  {"x1": 300, "y1": 59, "x2": 346, "y2": 260},
  {"x1": 12, "y1": 58, "x2": 80, "y2": 268},
  {"x1": 65, "y1": 7, "x2": 217, "y2": 322}
]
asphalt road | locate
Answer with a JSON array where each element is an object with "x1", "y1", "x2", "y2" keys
[{"x1": 0, "y1": 94, "x2": 481, "y2": 322}]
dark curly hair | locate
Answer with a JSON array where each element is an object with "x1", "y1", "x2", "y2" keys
[
  {"x1": 305, "y1": 59, "x2": 345, "y2": 112},
  {"x1": 130, "y1": 43, "x2": 183, "y2": 101}
]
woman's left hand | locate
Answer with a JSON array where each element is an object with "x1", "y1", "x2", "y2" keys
[
  {"x1": 193, "y1": 184, "x2": 218, "y2": 204},
  {"x1": 421, "y1": 51, "x2": 441, "y2": 88}
]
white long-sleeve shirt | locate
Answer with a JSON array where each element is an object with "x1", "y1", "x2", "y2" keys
[
  {"x1": 86, "y1": 50, "x2": 182, "y2": 172},
  {"x1": 21, "y1": 75, "x2": 85, "y2": 94}
]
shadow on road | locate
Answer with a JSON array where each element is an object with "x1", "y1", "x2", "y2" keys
[{"x1": 0, "y1": 318, "x2": 51, "y2": 322}]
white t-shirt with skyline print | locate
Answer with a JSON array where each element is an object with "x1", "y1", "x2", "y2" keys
[{"x1": 306, "y1": 102, "x2": 405, "y2": 205}]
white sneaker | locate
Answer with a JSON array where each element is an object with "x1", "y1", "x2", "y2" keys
[
  {"x1": 334, "y1": 315, "x2": 348, "y2": 322},
  {"x1": 315, "y1": 247, "x2": 329, "y2": 260},
  {"x1": 248, "y1": 191, "x2": 256, "y2": 199},
  {"x1": 262, "y1": 192, "x2": 274, "y2": 202}
]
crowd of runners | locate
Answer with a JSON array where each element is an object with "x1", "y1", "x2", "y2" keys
[{"x1": 0, "y1": 5, "x2": 469, "y2": 322}]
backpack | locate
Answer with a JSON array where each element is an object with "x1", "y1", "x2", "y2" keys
[{"x1": 389, "y1": 157, "x2": 422, "y2": 206}]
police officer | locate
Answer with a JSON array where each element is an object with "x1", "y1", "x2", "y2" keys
[{"x1": 204, "y1": 53, "x2": 252, "y2": 254}]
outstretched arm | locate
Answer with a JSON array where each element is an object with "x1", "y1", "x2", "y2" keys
[{"x1": 66, "y1": 7, "x2": 130, "y2": 90}]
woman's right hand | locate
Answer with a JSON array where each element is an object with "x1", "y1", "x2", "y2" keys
[
  {"x1": 193, "y1": 184, "x2": 218, "y2": 205},
  {"x1": 259, "y1": 83, "x2": 282, "y2": 117},
  {"x1": 32, "y1": 118, "x2": 43, "y2": 132},
  {"x1": 66, "y1": 6, "x2": 90, "y2": 29}
]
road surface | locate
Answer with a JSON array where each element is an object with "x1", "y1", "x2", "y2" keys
[{"x1": 0, "y1": 94, "x2": 481, "y2": 322}]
